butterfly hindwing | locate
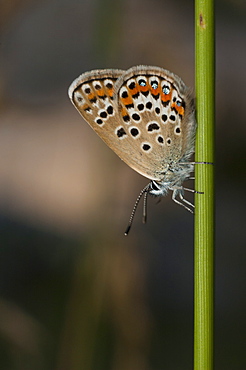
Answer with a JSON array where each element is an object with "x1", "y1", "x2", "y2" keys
[{"x1": 113, "y1": 66, "x2": 196, "y2": 180}]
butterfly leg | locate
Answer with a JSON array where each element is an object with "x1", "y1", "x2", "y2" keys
[
  {"x1": 172, "y1": 188, "x2": 194, "y2": 214},
  {"x1": 179, "y1": 192, "x2": 195, "y2": 211},
  {"x1": 183, "y1": 187, "x2": 204, "y2": 195}
]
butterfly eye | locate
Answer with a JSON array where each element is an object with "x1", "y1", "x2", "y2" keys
[
  {"x1": 162, "y1": 85, "x2": 170, "y2": 95},
  {"x1": 151, "y1": 81, "x2": 158, "y2": 89},
  {"x1": 138, "y1": 79, "x2": 146, "y2": 86}
]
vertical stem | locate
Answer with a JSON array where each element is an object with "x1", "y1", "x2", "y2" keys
[{"x1": 194, "y1": 0, "x2": 215, "y2": 369}]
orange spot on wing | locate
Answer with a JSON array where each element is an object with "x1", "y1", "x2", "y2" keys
[
  {"x1": 105, "y1": 86, "x2": 114, "y2": 97},
  {"x1": 82, "y1": 104, "x2": 90, "y2": 111},
  {"x1": 129, "y1": 86, "x2": 140, "y2": 96},
  {"x1": 139, "y1": 82, "x2": 150, "y2": 93},
  {"x1": 121, "y1": 96, "x2": 133, "y2": 106},
  {"x1": 171, "y1": 103, "x2": 185, "y2": 116},
  {"x1": 161, "y1": 92, "x2": 171, "y2": 102},
  {"x1": 121, "y1": 106, "x2": 128, "y2": 117},
  {"x1": 96, "y1": 88, "x2": 106, "y2": 97},
  {"x1": 151, "y1": 85, "x2": 161, "y2": 96},
  {"x1": 88, "y1": 93, "x2": 96, "y2": 100}
]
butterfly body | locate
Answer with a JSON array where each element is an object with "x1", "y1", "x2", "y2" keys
[{"x1": 68, "y1": 66, "x2": 197, "y2": 231}]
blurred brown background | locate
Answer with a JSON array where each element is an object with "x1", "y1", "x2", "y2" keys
[{"x1": 0, "y1": 0, "x2": 246, "y2": 369}]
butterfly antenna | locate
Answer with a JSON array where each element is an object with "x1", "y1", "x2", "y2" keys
[
  {"x1": 124, "y1": 184, "x2": 150, "y2": 236},
  {"x1": 142, "y1": 189, "x2": 148, "y2": 224}
]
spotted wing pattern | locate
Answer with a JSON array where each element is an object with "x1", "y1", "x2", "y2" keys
[{"x1": 68, "y1": 66, "x2": 196, "y2": 181}]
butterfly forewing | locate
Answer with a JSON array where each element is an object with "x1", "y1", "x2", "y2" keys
[{"x1": 68, "y1": 68, "x2": 123, "y2": 135}]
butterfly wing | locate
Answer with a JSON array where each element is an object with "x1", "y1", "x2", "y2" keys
[
  {"x1": 68, "y1": 68, "x2": 124, "y2": 137},
  {"x1": 113, "y1": 66, "x2": 196, "y2": 180},
  {"x1": 68, "y1": 66, "x2": 196, "y2": 181}
]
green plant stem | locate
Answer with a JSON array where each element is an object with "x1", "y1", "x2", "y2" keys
[{"x1": 194, "y1": 0, "x2": 215, "y2": 369}]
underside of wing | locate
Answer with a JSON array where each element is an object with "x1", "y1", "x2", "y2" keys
[{"x1": 69, "y1": 66, "x2": 196, "y2": 181}]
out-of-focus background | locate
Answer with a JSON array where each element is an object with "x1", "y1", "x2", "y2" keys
[{"x1": 0, "y1": 0, "x2": 246, "y2": 369}]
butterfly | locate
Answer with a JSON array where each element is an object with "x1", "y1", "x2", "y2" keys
[{"x1": 68, "y1": 65, "x2": 201, "y2": 235}]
